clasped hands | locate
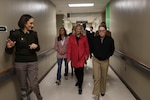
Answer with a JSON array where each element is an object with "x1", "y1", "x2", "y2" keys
[{"x1": 6, "y1": 38, "x2": 38, "y2": 49}]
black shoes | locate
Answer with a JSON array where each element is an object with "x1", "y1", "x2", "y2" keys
[
  {"x1": 55, "y1": 80, "x2": 61, "y2": 85},
  {"x1": 75, "y1": 82, "x2": 82, "y2": 94},
  {"x1": 101, "y1": 93, "x2": 105, "y2": 96},
  {"x1": 64, "y1": 76, "x2": 68, "y2": 80},
  {"x1": 78, "y1": 88, "x2": 82, "y2": 94}
]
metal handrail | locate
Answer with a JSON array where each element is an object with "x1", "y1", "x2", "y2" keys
[
  {"x1": 0, "y1": 66, "x2": 14, "y2": 75},
  {"x1": 0, "y1": 48, "x2": 55, "y2": 76},
  {"x1": 114, "y1": 50, "x2": 150, "y2": 75}
]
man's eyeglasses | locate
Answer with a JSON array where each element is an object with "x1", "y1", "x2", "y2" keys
[{"x1": 99, "y1": 30, "x2": 106, "y2": 32}]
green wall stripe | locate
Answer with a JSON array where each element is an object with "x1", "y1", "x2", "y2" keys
[{"x1": 106, "y1": 3, "x2": 110, "y2": 29}]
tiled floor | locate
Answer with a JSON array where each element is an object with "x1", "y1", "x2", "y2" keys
[{"x1": 30, "y1": 59, "x2": 136, "y2": 100}]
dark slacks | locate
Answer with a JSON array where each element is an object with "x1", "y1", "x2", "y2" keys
[{"x1": 74, "y1": 67, "x2": 84, "y2": 89}]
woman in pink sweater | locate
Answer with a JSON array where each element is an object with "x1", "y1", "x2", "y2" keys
[{"x1": 54, "y1": 27, "x2": 69, "y2": 85}]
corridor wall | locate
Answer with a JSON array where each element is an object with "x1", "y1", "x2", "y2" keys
[
  {"x1": 109, "y1": 0, "x2": 150, "y2": 100},
  {"x1": 0, "y1": 0, "x2": 57, "y2": 99}
]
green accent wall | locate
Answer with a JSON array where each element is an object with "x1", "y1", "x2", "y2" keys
[{"x1": 106, "y1": 3, "x2": 110, "y2": 29}]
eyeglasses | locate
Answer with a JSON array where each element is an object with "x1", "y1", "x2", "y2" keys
[{"x1": 99, "y1": 30, "x2": 106, "y2": 32}]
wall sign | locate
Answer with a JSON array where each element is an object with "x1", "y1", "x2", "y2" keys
[{"x1": 0, "y1": 26, "x2": 7, "y2": 32}]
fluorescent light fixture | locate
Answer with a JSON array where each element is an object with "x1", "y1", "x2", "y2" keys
[{"x1": 68, "y1": 3, "x2": 94, "y2": 7}]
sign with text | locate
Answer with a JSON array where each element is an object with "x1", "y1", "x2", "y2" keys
[{"x1": 0, "y1": 26, "x2": 7, "y2": 32}]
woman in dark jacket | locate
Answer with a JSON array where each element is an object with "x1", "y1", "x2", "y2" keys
[
  {"x1": 92, "y1": 24, "x2": 114, "y2": 100},
  {"x1": 5, "y1": 14, "x2": 42, "y2": 100}
]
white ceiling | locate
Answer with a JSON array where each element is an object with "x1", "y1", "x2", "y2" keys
[{"x1": 50, "y1": 0, "x2": 110, "y2": 23}]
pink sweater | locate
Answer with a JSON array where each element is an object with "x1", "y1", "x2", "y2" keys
[{"x1": 54, "y1": 36, "x2": 69, "y2": 58}]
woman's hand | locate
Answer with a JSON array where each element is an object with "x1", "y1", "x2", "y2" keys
[
  {"x1": 85, "y1": 56, "x2": 88, "y2": 60},
  {"x1": 6, "y1": 38, "x2": 16, "y2": 48},
  {"x1": 29, "y1": 43, "x2": 38, "y2": 49}
]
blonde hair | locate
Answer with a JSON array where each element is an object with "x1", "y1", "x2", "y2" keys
[{"x1": 74, "y1": 24, "x2": 84, "y2": 35}]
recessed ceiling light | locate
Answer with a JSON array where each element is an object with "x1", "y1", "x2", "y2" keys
[{"x1": 68, "y1": 3, "x2": 94, "y2": 7}]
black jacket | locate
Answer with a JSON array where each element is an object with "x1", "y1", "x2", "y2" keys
[
  {"x1": 86, "y1": 31, "x2": 95, "y2": 53},
  {"x1": 5, "y1": 29, "x2": 40, "y2": 62},
  {"x1": 92, "y1": 36, "x2": 115, "y2": 60}
]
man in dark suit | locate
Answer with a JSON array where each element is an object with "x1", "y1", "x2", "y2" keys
[{"x1": 86, "y1": 26, "x2": 95, "y2": 58}]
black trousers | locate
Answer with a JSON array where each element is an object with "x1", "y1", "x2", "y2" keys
[{"x1": 74, "y1": 67, "x2": 84, "y2": 89}]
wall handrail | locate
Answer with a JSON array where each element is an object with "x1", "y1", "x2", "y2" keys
[
  {"x1": 38, "y1": 48, "x2": 54, "y2": 56},
  {"x1": 114, "y1": 50, "x2": 150, "y2": 75},
  {"x1": 0, "y1": 48, "x2": 55, "y2": 78},
  {"x1": 0, "y1": 66, "x2": 14, "y2": 75}
]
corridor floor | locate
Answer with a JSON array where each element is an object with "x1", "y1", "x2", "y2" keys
[{"x1": 30, "y1": 59, "x2": 136, "y2": 100}]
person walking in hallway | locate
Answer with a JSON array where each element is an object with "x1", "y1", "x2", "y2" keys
[
  {"x1": 91, "y1": 24, "x2": 115, "y2": 100},
  {"x1": 100, "y1": 21, "x2": 111, "y2": 37},
  {"x1": 5, "y1": 14, "x2": 42, "y2": 100},
  {"x1": 67, "y1": 25, "x2": 89, "y2": 94},
  {"x1": 54, "y1": 27, "x2": 69, "y2": 85},
  {"x1": 86, "y1": 26, "x2": 95, "y2": 58}
]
